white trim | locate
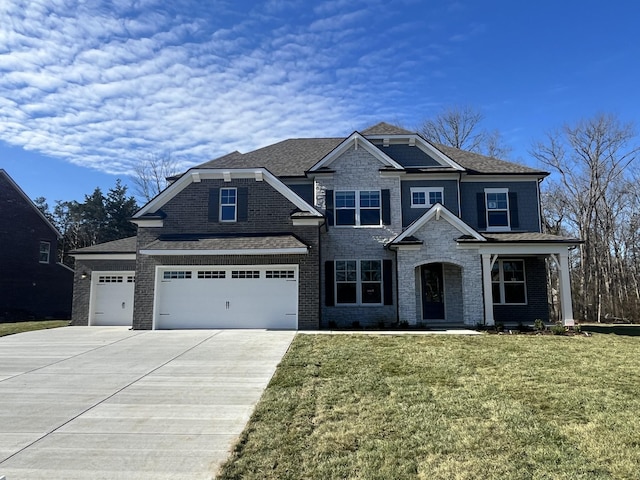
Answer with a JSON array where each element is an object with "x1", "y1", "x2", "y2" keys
[
  {"x1": 410, "y1": 187, "x2": 444, "y2": 208},
  {"x1": 219, "y1": 187, "x2": 237, "y2": 222},
  {"x1": 292, "y1": 217, "x2": 325, "y2": 226},
  {"x1": 71, "y1": 253, "x2": 137, "y2": 260},
  {"x1": 130, "y1": 218, "x2": 164, "y2": 227},
  {"x1": 398, "y1": 172, "x2": 459, "y2": 180},
  {"x1": 391, "y1": 204, "x2": 485, "y2": 244},
  {"x1": 308, "y1": 132, "x2": 404, "y2": 171},
  {"x1": 461, "y1": 175, "x2": 546, "y2": 182},
  {"x1": 459, "y1": 243, "x2": 574, "y2": 255},
  {"x1": 140, "y1": 247, "x2": 308, "y2": 256},
  {"x1": 133, "y1": 168, "x2": 323, "y2": 219}
]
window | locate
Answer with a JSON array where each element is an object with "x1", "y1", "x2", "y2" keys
[
  {"x1": 485, "y1": 188, "x2": 510, "y2": 230},
  {"x1": 163, "y1": 271, "x2": 192, "y2": 280},
  {"x1": 491, "y1": 259, "x2": 526, "y2": 304},
  {"x1": 197, "y1": 271, "x2": 226, "y2": 279},
  {"x1": 335, "y1": 190, "x2": 381, "y2": 226},
  {"x1": 266, "y1": 270, "x2": 295, "y2": 279},
  {"x1": 231, "y1": 270, "x2": 260, "y2": 279},
  {"x1": 220, "y1": 188, "x2": 237, "y2": 222},
  {"x1": 335, "y1": 260, "x2": 382, "y2": 305},
  {"x1": 39, "y1": 241, "x2": 50, "y2": 263},
  {"x1": 99, "y1": 275, "x2": 124, "y2": 283},
  {"x1": 410, "y1": 187, "x2": 444, "y2": 208}
]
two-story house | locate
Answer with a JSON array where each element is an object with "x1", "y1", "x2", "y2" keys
[
  {"x1": 71, "y1": 123, "x2": 579, "y2": 329},
  {"x1": 0, "y1": 169, "x2": 74, "y2": 321}
]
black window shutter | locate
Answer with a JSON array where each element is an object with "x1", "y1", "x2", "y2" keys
[
  {"x1": 476, "y1": 192, "x2": 486, "y2": 229},
  {"x1": 509, "y1": 192, "x2": 519, "y2": 229},
  {"x1": 325, "y1": 189, "x2": 334, "y2": 226},
  {"x1": 383, "y1": 259, "x2": 393, "y2": 305},
  {"x1": 325, "y1": 261, "x2": 335, "y2": 306},
  {"x1": 237, "y1": 187, "x2": 249, "y2": 222},
  {"x1": 381, "y1": 189, "x2": 391, "y2": 225},
  {"x1": 208, "y1": 188, "x2": 219, "y2": 222}
]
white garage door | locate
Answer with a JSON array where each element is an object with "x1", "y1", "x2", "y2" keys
[
  {"x1": 90, "y1": 272, "x2": 135, "y2": 326},
  {"x1": 154, "y1": 265, "x2": 298, "y2": 329}
]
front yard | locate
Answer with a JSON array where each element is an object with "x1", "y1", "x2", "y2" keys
[
  {"x1": 0, "y1": 320, "x2": 69, "y2": 337},
  {"x1": 219, "y1": 334, "x2": 640, "y2": 479}
]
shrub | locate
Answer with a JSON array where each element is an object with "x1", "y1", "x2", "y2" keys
[
  {"x1": 495, "y1": 322, "x2": 505, "y2": 332},
  {"x1": 551, "y1": 324, "x2": 566, "y2": 335},
  {"x1": 534, "y1": 319, "x2": 546, "y2": 332}
]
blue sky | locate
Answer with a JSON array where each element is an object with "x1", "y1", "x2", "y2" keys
[{"x1": 1, "y1": 0, "x2": 638, "y2": 204}]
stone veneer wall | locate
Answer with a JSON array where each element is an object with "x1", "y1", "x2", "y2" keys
[
  {"x1": 396, "y1": 218, "x2": 483, "y2": 325},
  {"x1": 314, "y1": 145, "x2": 402, "y2": 327}
]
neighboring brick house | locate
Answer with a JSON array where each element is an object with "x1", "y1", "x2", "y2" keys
[
  {"x1": 71, "y1": 123, "x2": 580, "y2": 329},
  {"x1": 0, "y1": 169, "x2": 73, "y2": 321}
]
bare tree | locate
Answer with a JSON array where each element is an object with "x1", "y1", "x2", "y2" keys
[
  {"x1": 131, "y1": 153, "x2": 181, "y2": 202},
  {"x1": 531, "y1": 113, "x2": 640, "y2": 322},
  {"x1": 418, "y1": 105, "x2": 512, "y2": 158}
]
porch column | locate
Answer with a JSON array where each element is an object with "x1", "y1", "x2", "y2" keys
[
  {"x1": 557, "y1": 250, "x2": 575, "y2": 327},
  {"x1": 481, "y1": 253, "x2": 494, "y2": 326}
]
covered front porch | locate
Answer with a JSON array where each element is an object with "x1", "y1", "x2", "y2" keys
[{"x1": 458, "y1": 233, "x2": 582, "y2": 327}]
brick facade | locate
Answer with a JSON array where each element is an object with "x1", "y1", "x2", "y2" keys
[{"x1": 132, "y1": 177, "x2": 320, "y2": 330}]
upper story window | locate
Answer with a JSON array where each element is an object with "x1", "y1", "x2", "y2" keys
[
  {"x1": 410, "y1": 187, "x2": 444, "y2": 208},
  {"x1": 492, "y1": 259, "x2": 526, "y2": 304},
  {"x1": 335, "y1": 190, "x2": 381, "y2": 226},
  {"x1": 39, "y1": 241, "x2": 50, "y2": 264},
  {"x1": 220, "y1": 188, "x2": 237, "y2": 222},
  {"x1": 485, "y1": 188, "x2": 510, "y2": 231}
]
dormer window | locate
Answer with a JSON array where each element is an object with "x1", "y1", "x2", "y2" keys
[{"x1": 220, "y1": 188, "x2": 237, "y2": 222}]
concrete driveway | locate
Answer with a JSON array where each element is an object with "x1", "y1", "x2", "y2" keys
[{"x1": 0, "y1": 327, "x2": 295, "y2": 480}]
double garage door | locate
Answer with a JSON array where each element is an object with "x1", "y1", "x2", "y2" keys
[{"x1": 154, "y1": 265, "x2": 299, "y2": 329}]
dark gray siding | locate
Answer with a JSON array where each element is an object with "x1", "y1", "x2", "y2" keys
[
  {"x1": 493, "y1": 256, "x2": 549, "y2": 324},
  {"x1": 286, "y1": 182, "x2": 314, "y2": 205},
  {"x1": 133, "y1": 178, "x2": 320, "y2": 330},
  {"x1": 375, "y1": 144, "x2": 441, "y2": 167},
  {"x1": 401, "y1": 180, "x2": 459, "y2": 227},
  {"x1": 460, "y1": 181, "x2": 540, "y2": 232}
]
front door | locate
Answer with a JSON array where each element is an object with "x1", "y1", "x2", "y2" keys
[{"x1": 421, "y1": 264, "x2": 445, "y2": 320}]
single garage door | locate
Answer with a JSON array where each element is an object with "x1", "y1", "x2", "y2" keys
[
  {"x1": 154, "y1": 265, "x2": 298, "y2": 329},
  {"x1": 90, "y1": 272, "x2": 135, "y2": 326}
]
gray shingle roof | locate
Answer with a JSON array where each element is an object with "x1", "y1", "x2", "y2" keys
[
  {"x1": 71, "y1": 236, "x2": 137, "y2": 254},
  {"x1": 458, "y1": 232, "x2": 581, "y2": 243},
  {"x1": 361, "y1": 122, "x2": 415, "y2": 136},
  {"x1": 197, "y1": 138, "x2": 342, "y2": 177},
  {"x1": 432, "y1": 143, "x2": 548, "y2": 175},
  {"x1": 142, "y1": 235, "x2": 308, "y2": 252},
  {"x1": 195, "y1": 124, "x2": 547, "y2": 177}
]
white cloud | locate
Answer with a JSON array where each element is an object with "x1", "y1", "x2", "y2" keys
[{"x1": 0, "y1": 0, "x2": 461, "y2": 176}]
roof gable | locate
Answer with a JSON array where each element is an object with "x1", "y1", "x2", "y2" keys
[
  {"x1": 390, "y1": 203, "x2": 485, "y2": 244},
  {"x1": 0, "y1": 169, "x2": 61, "y2": 238},
  {"x1": 133, "y1": 168, "x2": 323, "y2": 219},
  {"x1": 361, "y1": 122, "x2": 415, "y2": 136},
  {"x1": 308, "y1": 132, "x2": 404, "y2": 172}
]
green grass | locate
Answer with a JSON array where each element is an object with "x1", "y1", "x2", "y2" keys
[
  {"x1": 218, "y1": 334, "x2": 640, "y2": 480},
  {"x1": 0, "y1": 320, "x2": 69, "y2": 337}
]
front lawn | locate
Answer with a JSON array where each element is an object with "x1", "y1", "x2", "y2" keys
[
  {"x1": 219, "y1": 334, "x2": 640, "y2": 480},
  {"x1": 0, "y1": 320, "x2": 69, "y2": 337}
]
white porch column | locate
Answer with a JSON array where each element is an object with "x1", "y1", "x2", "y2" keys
[
  {"x1": 481, "y1": 253, "x2": 495, "y2": 326},
  {"x1": 557, "y1": 250, "x2": 575, "y2": 326}
]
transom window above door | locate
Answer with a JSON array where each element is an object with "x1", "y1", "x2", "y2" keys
[
  {"x1": 335, "y1": 190, "x2": 381, "y2": 226},
  {"x1": 410, "y1": 187, "x2": 444, "y2": 208}
]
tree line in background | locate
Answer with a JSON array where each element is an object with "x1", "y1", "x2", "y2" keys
[{"x1": 33, "y1": 109, "x2": 640, "y2": 322}]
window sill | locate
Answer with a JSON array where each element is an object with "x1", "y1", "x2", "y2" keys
[{"x1": 485, "y1": 227, "x2": 511, "y2": 232}]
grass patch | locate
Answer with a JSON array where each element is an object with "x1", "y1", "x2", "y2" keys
[
  {"x1": 581, "y1": 324, "x2": 640, "y2": 336},
  {"x1": 0, "y1": 320, "x2": 69, "y2": 337},
  {"x1": 218, "y1": 334, "x2": 640, "y2": 480}
]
